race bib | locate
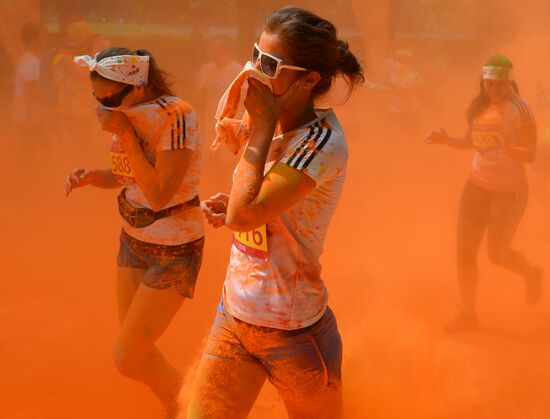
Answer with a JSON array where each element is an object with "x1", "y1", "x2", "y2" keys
[
  {"x1": 233, "y1": 225, "x2": 268, "y2": 259},
  {"x1": 110, "y1": 152, "x2": 134, "y2": 178},
  {"x1": 472, "y1": 126, "x2": 505, "y2": 149}
]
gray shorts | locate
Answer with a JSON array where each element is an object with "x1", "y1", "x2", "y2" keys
[
  {"x1": 117, "y1": 229, "x2": 204, "y2": 298},
  {"x1": 203, "y1": 296, "x2": 342, "y2": 396}
]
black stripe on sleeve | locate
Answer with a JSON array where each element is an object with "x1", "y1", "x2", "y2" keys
[
  {"x1": 287, "y1": 124, "x2": 318, "y2": 167},
  {"x1": 171, "y1": 118, "x2": 175, "y2": 150},
  {"x1": 181, "y1": 113, "x2": 186, "y2": 148},
  {"x1": 511, "y1": 95, "x2": 532, "y2": 124},
  {"x1": 300, "y1": 128, "x2": 332, "y2": 169},
  {"x1": 176, "y1": 113, "x2": 181, "y2": 149},
  {"x1": 291, "y1": 124, "x2": 324, "y2": 169},
  {"x1": 156, "y1": 99, "x2": 167, "y2": 109}
]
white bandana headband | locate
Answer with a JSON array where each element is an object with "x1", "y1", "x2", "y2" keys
[
  {"x1": 74, "y1": 54, "x2": 150, "y2": 86},
  {"x1": 482, "y1": 65, "x2": 513, "y2": 80}
]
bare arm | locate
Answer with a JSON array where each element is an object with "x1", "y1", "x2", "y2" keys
[
  {"x1": 225, "y1": 79, "x2": 315, "y2": 231},
  {"x1": 426, "y1": 128, "x2": 472, "y2": 150},
  {"x1": 118, "y1": 129, "x2": 192, "y2": 210},
  {"x1": 226, "y1": 126, "x2": 315, "y2": 231},
  {"x1": 65, "y1": 167, "x2": 121, "y2": 196},
  {"x1": 97, "y1": 109, "x2": 192, "y2": 211}
]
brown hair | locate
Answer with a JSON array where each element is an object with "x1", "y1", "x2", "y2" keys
[
  {"x1": 265, "y1": 7, "x2": 364, "y2": 98},
  {"x1": 91, "y1": 47, "x2": 175, "y2": 96}
]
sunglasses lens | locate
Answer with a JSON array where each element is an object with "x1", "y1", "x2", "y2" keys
[
  {"x1": 95, "y1": 85, "x2": 133, "y2": 108},
  {"x1": 261, "y1": 54, "x2": 278, "y2": 78},
  {"x1": 252, "y1": 45, "x2": 259, "y2": 65}
]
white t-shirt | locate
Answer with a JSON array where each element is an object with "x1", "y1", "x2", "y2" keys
[
  {"x1": 13, "y1": 51, "x2": 40, "y2": 123},
  {"x1": 223, "y1": 109, "x2": 348, "y2": 330},
  {"x1": 110, "y1": 95, "x2": 204, "y2": 245}
]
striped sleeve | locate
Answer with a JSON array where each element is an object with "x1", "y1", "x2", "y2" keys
[
  {"x1": 158, "y1": 100, "x2": 199, "y2": 152},
  {"x1": 281, "y1": 123, "x2": 348, "y2": 184},
  {"x1": 510, "y1": 94, "x2": 535, "y2": 126}
]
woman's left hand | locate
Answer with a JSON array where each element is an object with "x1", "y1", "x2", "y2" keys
[
  {"x1": 95, "y1": 107, "x2": 132, "y2": 134},
  {"x1": 244, "y1": 79, "x2": 281, "y2": 131}
]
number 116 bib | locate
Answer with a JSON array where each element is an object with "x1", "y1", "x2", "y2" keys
[{"x1": 233, "y1": 225, "x2": 268, "y2": 260}]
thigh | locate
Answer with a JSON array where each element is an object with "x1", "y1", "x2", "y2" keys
[
  {"x1": 457, "y1": 181, "x2": 491, "y2": 264},
  {"x1": 116, "y1": 266, "x2": 144, "y2": 326},
  {"x1": 186, "y1": 298, "x2": 267, "y2": 418},
  {"x1": 487, "y1": 188, "x2": 528, "y2": 251},
  {"x1": 261, "y1": 308, "x2": 343, "y2": 419},
  {"x1": 186, "y1": 357, "x2": 266, "y2": 419},
  {"x1": 118, "y1": 284, "x2": 184, "y2": 358}
]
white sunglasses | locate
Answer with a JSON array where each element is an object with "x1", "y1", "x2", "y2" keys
[{"x1": 252, "y1": 43, "x2": 307, "y2": 79}]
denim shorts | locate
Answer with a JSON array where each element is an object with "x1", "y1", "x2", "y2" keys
[
  {"x1": 203, "y1": 296, "x2": 342, "y2": 396},
  {"x1": 117, "y1": 229, "x2": 204, "y2": 298}
]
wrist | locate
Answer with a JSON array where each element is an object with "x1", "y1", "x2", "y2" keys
[{"x1": 249, "y1": 121, "x2": 276, "y2": 142}]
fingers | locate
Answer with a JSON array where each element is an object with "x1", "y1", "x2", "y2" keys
[
  {"x1": 65, "y1": 174, "x2": 79, "y2": 196},
  {"x1": 65, "y1": 176, "x2": 73, "y2": 196},
  {"x1": 201, "y1": 199, "x2": 226, "y2": 215},
  {"x1": 210, "y1": 192, "x2": 229, "y2": 202},
  {"x1": 206, "y1": 213, "x2": 226, "y2": 228},
  {"x1": 65, "y1": 168, "x2": 89, "y2": 196}
]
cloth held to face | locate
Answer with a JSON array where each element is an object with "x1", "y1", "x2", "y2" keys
[{"x1": 211, "y1": 61, "x2": 272, "y2": 155}]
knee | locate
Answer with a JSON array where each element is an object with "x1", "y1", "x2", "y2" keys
[{"x1": 113, "y1": 342, "x2": 144, "y2": 380}]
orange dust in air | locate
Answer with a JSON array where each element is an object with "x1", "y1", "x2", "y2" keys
[{"x1": 1, "y1": 1, "x2": 550, "y2": 418}]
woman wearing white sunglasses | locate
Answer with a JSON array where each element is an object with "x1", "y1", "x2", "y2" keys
[{"x1": 186, "y1": 7, "x2": 363, "y2": 419}]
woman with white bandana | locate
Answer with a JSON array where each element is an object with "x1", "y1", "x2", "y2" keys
[
  {"x1": 426, "y1": 55, "x2": 543, "y2": 332},
  {"x1": 65, "y1": 47, "x2": 204, "y2": 417}
]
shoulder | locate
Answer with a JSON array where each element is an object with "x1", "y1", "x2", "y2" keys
[
  {"x1": 152, "y1": 96, "x2": 197, "y2": 126},
  {"x1": 156, "y1": 96, "x2": 195, "y2": 115},
  {"x1": 286, "y1": 111, "x2": 347, "y2": 172},
  {"x1": 507, "y1": 93, "x2": 535, "y2": 125}
]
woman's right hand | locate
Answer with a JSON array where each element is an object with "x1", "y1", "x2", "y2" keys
[
  {"x1": 425, "y1": 129, "x2": 449, "y2": 145},
  {"x1": 66, "y1": 168, "x2": 95, "y2": 196},
  {"x1": 200, "y1": 193, "x2": 229, "y2": 228}
]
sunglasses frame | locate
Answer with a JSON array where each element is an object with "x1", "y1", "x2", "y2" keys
[{"x1": 253, "y1": 43, "x2": 307, "y2": 79}]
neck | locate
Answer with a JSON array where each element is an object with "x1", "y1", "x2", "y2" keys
[{"x1": 278, "y1": 97, "x2": 318, "y2": 133}]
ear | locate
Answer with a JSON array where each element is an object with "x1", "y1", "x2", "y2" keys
[{"x1": 301, "y1": 71, "x2": 321, "y2": 91}]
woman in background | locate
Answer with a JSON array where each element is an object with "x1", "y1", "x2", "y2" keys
[{"x1": 427, "y1": 55, "x2": 543, "y2": 332}]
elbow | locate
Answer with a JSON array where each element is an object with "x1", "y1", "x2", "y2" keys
[
  {"x1": 225, "y1": 210, "x2": 259, "y2": 232},
  {"x1": 225, "y1": 213, "x2": 246, "y2": 232}
]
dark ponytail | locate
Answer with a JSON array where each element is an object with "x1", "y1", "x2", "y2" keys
[
  {"x1": 91, "y1": 47, "x2": 175, "y2": 96},
  {"x1": 265, "y1": 7, "x2": 364, "y2": 99}
]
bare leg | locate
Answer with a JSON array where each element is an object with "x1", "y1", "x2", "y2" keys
[
  {"x1": 185, "y1": 357, "x2": 266, "y2": 419},
  {"x1": 448, "y1": 182, "x2": 490, "y2": 331},
  {"x1": 281, "y1": 386, "x2": 342, "y2": 419},
  {"x1": 457, "y1": 264, "x2": 479, "y2": 316},
  {"x1": 115, "y1": 267, "x2": 185, "y2": 417},
  {"x1": 487, "y1": 188, "x2": 543, "y2": 304}
]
